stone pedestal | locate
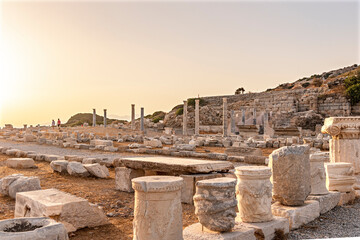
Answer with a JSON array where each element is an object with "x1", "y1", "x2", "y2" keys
[
  {"x1": 132, "y1": 176, "x2": 183, "y2": 240},
  {"x1": 269, "y1": 145, "x2": 311, "y2": 206},
  {"x1": 195, "y1": 99, "x2": 200, "y2": 136},
  {"x1": 325, "y1": 162, "x2": 356, "y2": 192},
  {"x1": 235, "y1": 166, "x2": 273, "y2": 223},
  {"x1": 322, "y1": 117, "x2": 360, "y2": 173},
  {"x1": 223, "y1": 98, "x2": 228, "y2": 137},
  {"x1": 193, "y1": 178, "x2": 237, "y2": 232},
  {"x1": 310, "y1": 153, "x2": 329, "y2": 195},
  {"x1": 183, "y1": 100, "x2": 188, "y2": 136}
]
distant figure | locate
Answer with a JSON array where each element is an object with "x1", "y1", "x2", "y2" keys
[
  {"x1": 57, "y1": 118, "x2": 61, "y2": 128},
  {"x1": 51, "y1": 120, "x2": 55, "y2": 129}
]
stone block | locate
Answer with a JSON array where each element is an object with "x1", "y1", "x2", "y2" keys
[
  {"x1": 307, "y1": 192, "x2": 341, "y2": 214},
  {"x1": 50, "y1": 160, "x2": 69, "y2": 174},
  {"x1": 83, "y1": 163, "x2": 109, "y2": 178},
  {"x1": 15, "y1": 188, "x2": 108, "y2": 232},
  {"x1": 82, "y1": 158, "x2": 101, "y2": 164},
  {"x1": 115, "y1": 167, "x2": 144, "y2": 192},
  {"x1": 241, "y1": 216, "x2": 289, "y2": 240},
  {"x1": 338, "y1": 191, "x2": 356, "y2": 205},
  {"x1": 44, "y1": 155, "x2": 62, "y2": 162},
  {"x1": 183, "y1": 222, "x2": 256, "y2": 240},
  {"x1": 180, "y1": 173, "x2": 223, "y2": 204},
  {"x1": 6, "y1": 158, "x2": 36, "y2": 169},
  {"x1": 8, "y1": 176, "x2": 41, "y2": 199},
  {"x1": 271, "y1": 200, "x2": 320, "y2": 230},
  {"x1": 67, "y1": 162, "x2": 89, "y2": 177}
]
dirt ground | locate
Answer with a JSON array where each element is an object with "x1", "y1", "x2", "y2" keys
[{"x1": 0, "y1": 155, "x2": 197, "y2": 240}]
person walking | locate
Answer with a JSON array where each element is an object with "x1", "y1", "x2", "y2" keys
[
  {"x1": 51, "y1": 120, "x2": 55, "y2": 129},
  {"x1": 57, "y1": 118, "x2": 61, "y2": 129}
]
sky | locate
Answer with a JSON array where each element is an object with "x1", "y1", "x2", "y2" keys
[{"x1": 0, "y1": 0, "x2": 359, "y2": 127}]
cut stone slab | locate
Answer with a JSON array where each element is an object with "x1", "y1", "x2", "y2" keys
[
  {"x1": 15, "y1": 188, "x2": 108, "y2": 232},
  {"x1": 338, "y1": 191, "x2": 356, "y2": 205},
  {"x1": 120, "y1": 156, "x2": 233, "y2": 174},
  {"x1": 271, "y1": 200, "x2": 320, "y2": 230},
  {"x1": 115, "y1": 167, "x2": 144, "y2": 192},
  {"x1": 6, "y1": 158, "x2": 36, "y2": 169},
  {"x1": 50, "y1": 160, "x2": 69, "y2": 174},
  {"x1": 183, "y1": 222, "x2": 256, "y2": 240},
  {"x1": 240, "y1": 216, "x2": 289, "y2": 240},
  {"x1": 0, "y1": 217, "x2": 69, "y2": 240},
  {"x1": 67, "y1": 162, "x2": 89, "y2": 177},
  {"x1": 307, "y1": 192, "x2": 341, "y2": 214},
  {"x1": 8, "y1": 176, "x2": 41, "y2": 199},
  {"x1": 83, "y1": 163, "x2": 109, "y2": 178},
  {"x1": 224, "y1": 147, "x2": 262, "y2": 156},
  {"x1": 44, "y1": 155, "x2": 62, "y2": 162}
]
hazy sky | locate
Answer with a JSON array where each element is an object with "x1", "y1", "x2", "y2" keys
[{"x1": 0, "y1": 1, "x2": 359, "y2": 127}]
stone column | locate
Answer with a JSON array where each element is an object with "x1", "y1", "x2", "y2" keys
[
  {"x1": 269, "y1": 145, "x2": 311, "y2": 206},
  {"x1": 132, "y1": 176, "x2": 183, "y2": 240},
  {"x1": 222, "y1": 98, "x2": 228, "y2": 137},
  {"x1": 230, "y1": 110, "x2": 236, "y2": 134},
  {"x1": 242, "y1": 108, "x2": 245, "y2": 125},
  {"x1": 193, "y1": 178, "x2": 237, "y2": 232},
  {"x1": 131, "y1": 104, "x2": 135, "y2": 130},
  {"x1": 140, "y1": 107, "x2": 145, "y2": 132},
  {"x1": 235, "y1": 166, "x2": 273, "y2": 223},
  {"x1": 322, "y1": 117, "x2": 360, "y2": 173},
  {"x1": 310, "y1": 153, "x2": 329, "y2": 195},
  {"x1": 103, "y1": 109, "x2": 107, "y2": 128},
  {"x1": 183, "y1": 100, "x2": 188, "y2": 136},
  {"x1": 325, "y1": 162, "x2": 356, "y2": 192},
  {"x1": 195, "y1": 99, "x2": 200, "y2": 136},
  {"x1": 253, "y1": 108, "x2": 257, "y2": 125},
  {"x1": 92, "y1": 109, "x2": 96, "y2": 127}
]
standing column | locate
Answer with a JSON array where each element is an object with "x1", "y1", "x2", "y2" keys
[
  {"x1": 131, "y1": 104, "x2": 135, "y2": 130},
  {"x1": 132, "y1": 176, "x2": 184, "y2": 240},
  {"x1": 253, "y1": 108, "x2": 257, "y2": 125},
  {"x1": 223, "y1": 98, "x2": 228, "y2": 137},
  {"x1": 195, "y1": 99, "x2": 200, "y2": 136},
  {"x1": 230, "y1": 110, "x2": 236, "y2": 134},
  {"x1": 140, "y1": 107, "x2": 145, "y2": 132},
  {"x1": 183, "y1": 100, "x2": 188, "y2": 135},
  {"x1": 242, "y1": 108, "x2": 245, "y2": 125},
  {"x1": 103, "y1": 109, "x2": 107, "y2": 128},
  {"x1": 92, "y1": 109, "x2": 96, "y2": 127}
]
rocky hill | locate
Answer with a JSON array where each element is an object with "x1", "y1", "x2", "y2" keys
[
  {"x1": 164, "y1": 64, "x2": 360, "y2": 130},
  {"x1": 64, "y1": 113, "x2": 125, "y2": 127}
]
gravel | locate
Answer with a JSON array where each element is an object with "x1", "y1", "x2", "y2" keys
[{"x1": 289, "y1": 198, "x2": 360, "y2": 239}]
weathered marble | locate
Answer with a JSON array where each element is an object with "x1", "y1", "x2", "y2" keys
[
  {"x1": 193, "y1": 178, "x2": 237, "y2": 232},
  {"x1": 322, "y1": 117, "x2": 360, "y2": 173},
  {"x1": 15, "y1": 189, "x2": 108, "y2": 232},
  {"x1": 325, "y1": 162, "x2": 356, "y2": 192},
  {"x1": 310, "y1": 153, "x2": 329, "y2": 195},
  {"x1": 269, "y1": 145, "x2": 311, "y2": 206},
  {"x1": 235, "y1": 166, "x2": 273, "y2": 223},
  {"x1": 132, "y1": 176, "x2": 183, "y2": 240}
]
